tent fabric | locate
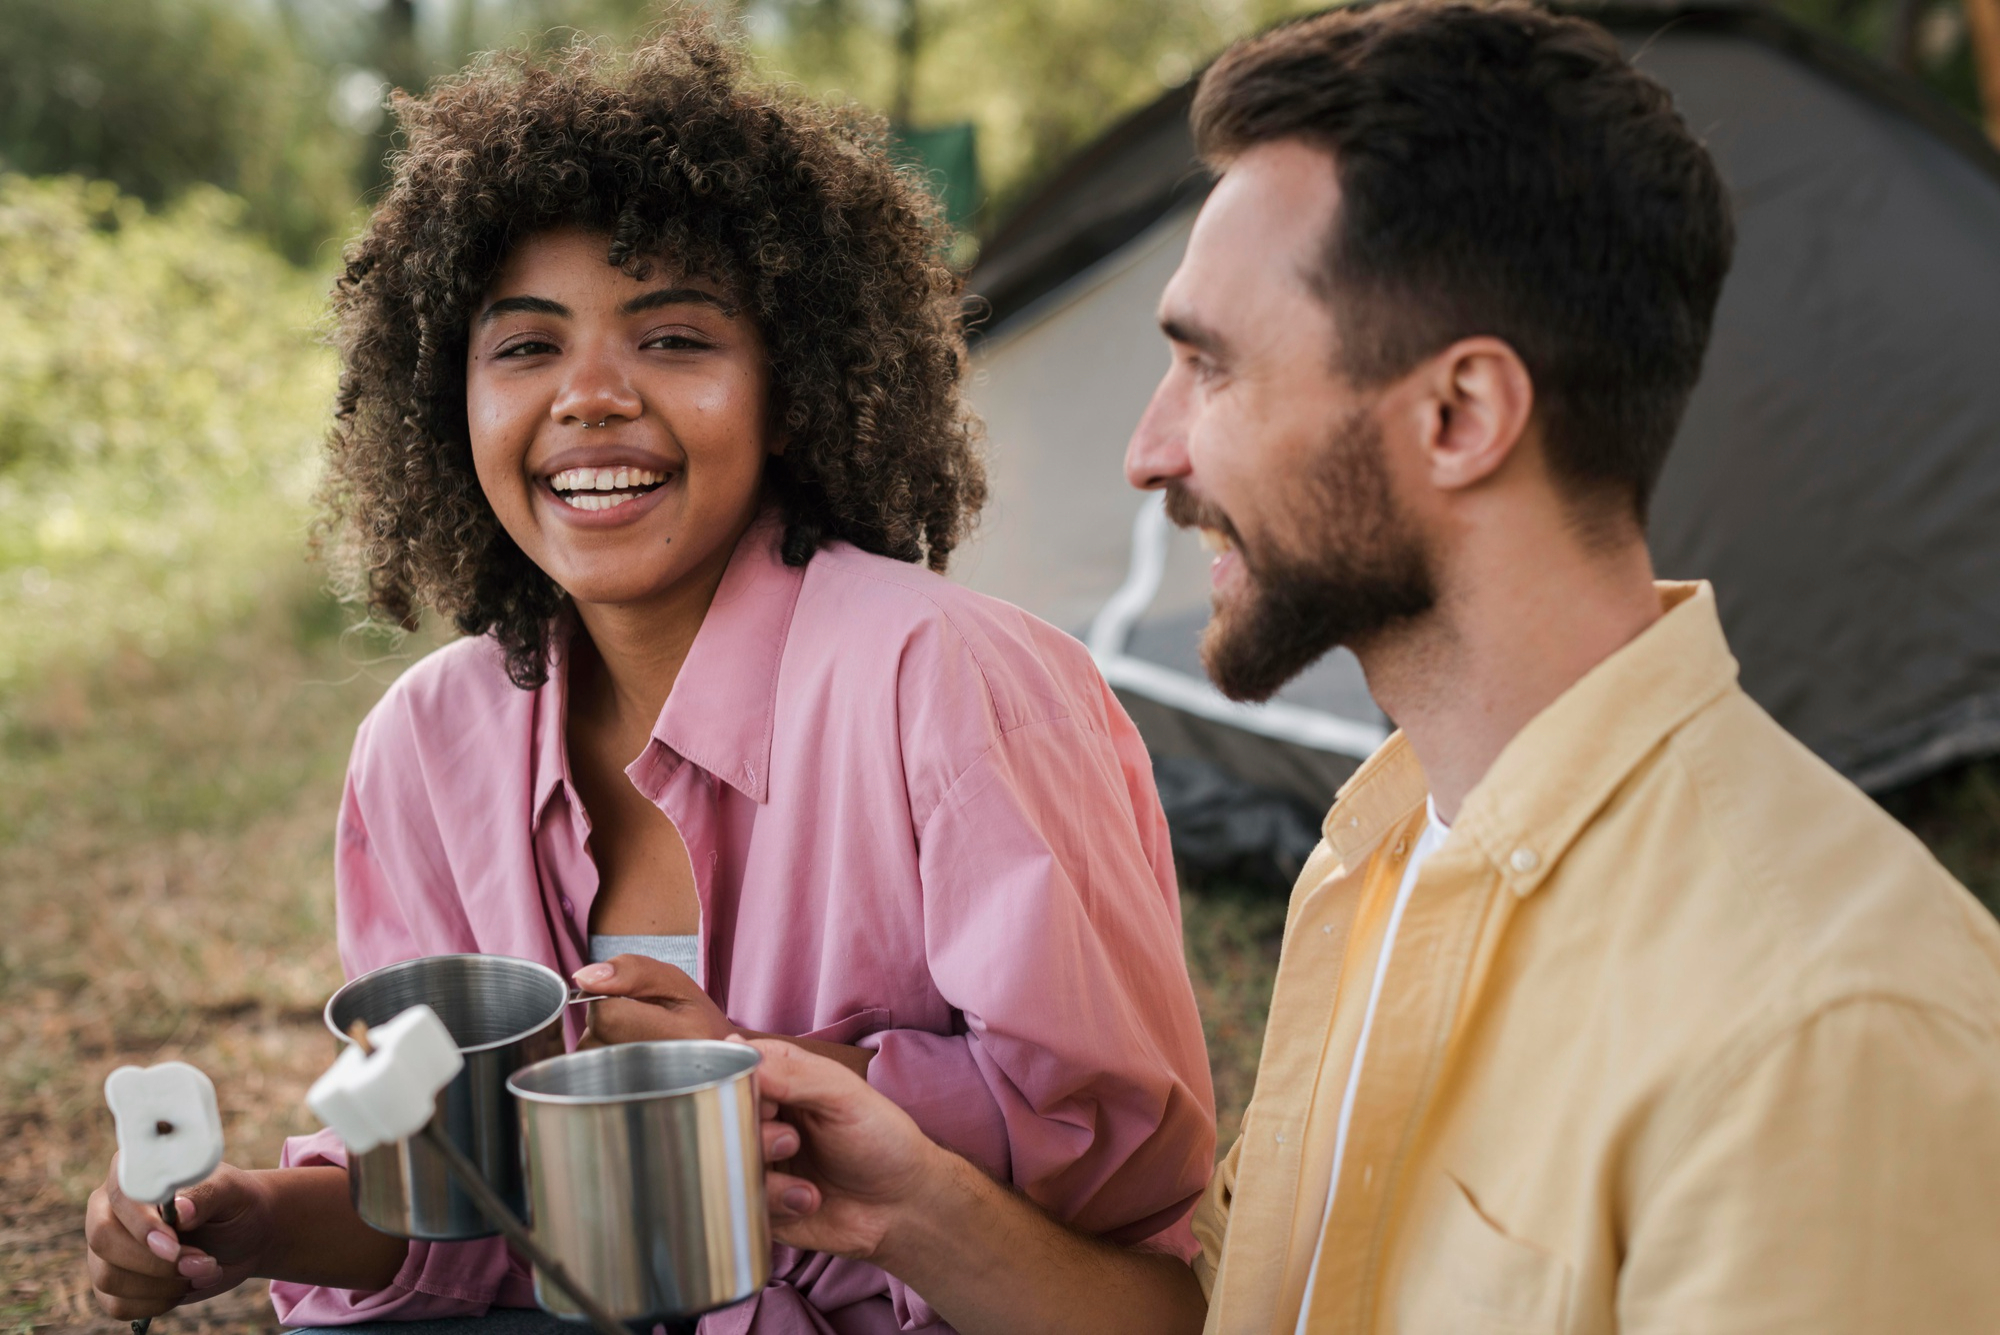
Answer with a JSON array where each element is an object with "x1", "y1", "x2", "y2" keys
[{"x1": 951, "y1": 0, "x2": 2000, "y2": 858}]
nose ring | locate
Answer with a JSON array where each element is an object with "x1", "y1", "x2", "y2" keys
[{"x1": 580, "y1": 418, "x2": 611, "y2": 430}]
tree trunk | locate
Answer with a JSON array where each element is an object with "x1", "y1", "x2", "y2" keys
[
  {"x1": 893, "y1": 0, "x2": 920, "y2": 127},
  {"x1": 1968, "y1": 0, "x2": 2000, "y2": 146}
]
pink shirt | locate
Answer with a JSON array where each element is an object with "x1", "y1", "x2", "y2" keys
[{"x1": 272, "y1": 517, "x2": 1216, "y2": 1332}]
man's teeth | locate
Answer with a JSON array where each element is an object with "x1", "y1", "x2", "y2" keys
[
  {"x1": 549, "y1": 466, "x2": 667, "y2": 493},
  {"x1": 1198, "y1": 527, "x2": 1234, "y2": 554}
]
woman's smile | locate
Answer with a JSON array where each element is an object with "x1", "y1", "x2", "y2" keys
[{"x1": 535, "y1": 446, "x2": 683, "y2": 524}]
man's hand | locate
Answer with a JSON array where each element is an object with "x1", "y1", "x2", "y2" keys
[
  {"x1": 740, "y1": 1038, "x2": 1206, "y2": 1335},
  {"x1": 573, "y1": 955, "x2": 731, "y2": 1047},
  {"x1": 742, "y1": 1037, "x2": 946, "y2": 1263},
  {"x1": 85, "y1": 1158, "x2": 270, "y2": 1320}
]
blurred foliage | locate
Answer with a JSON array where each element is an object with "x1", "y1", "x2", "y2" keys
[
  {"x1": 744, "y1": 0, "x2": 1283, "y2": 226},
  {"x1": 1881, "y1": 758, "x2": 2000, "y2": 919},
  {"x1": 6, "y1": 0, "x2": 1985, "y2": 262},
  {"x1": 1781, "y1": 0, "x2": 1989, "y2": 117},
  {"x1": 0, "y1": 0, "x2": 363, "y2": 263},
  {"x1": 0, "y1": 175, "x2": 335, "y2": 688}
]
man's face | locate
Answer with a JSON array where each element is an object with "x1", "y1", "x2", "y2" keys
[{"x1": 1125, "y1": 140, "x2": 1435, "y2": 702}]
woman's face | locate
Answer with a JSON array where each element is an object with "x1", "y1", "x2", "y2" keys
[{"x1": 465, "y1": 228, "x2": 774, "y2": 612}]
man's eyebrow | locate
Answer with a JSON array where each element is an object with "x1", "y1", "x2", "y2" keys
[
  {"x1": 621, "y1": 287, "x2": 739, "y2": 318},
  {"x1": 478, "y1": 295, "x2": 570, "y2": 325},
  {"x1": 1160, "y1": 313, "x2": 1227, "y2": 358}
]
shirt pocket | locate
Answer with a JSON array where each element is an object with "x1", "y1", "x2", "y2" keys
[{"x1": 1397, "y1": 1173, "x2": 1571, "y2": 1335}]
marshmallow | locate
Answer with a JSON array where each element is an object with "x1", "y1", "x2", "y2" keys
[
  {"x1": 306, "y1": 1005, "x2": 464, "y2": 1155},
  {"x1": 105, "y1": 1062, "x2": 225, "y2": 1206}
]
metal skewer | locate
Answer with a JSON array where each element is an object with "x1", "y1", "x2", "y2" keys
[
  {"x1": 130, "y1": 1194, "x2": 178, "y2": 1335},
  {"x1": 345, "y1": 1022, "x2": 634, "y2": 1335}
]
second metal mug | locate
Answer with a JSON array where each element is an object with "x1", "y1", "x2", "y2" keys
[
  {"x1": 509, "y1": 1040, "x2": 770, "y2": 1322},
  {"x1": 324, "y1": 953, "x2": 567, "y2": 1240}
]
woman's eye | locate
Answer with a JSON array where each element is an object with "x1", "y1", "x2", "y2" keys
[
  {"x1": 645, "y1": 331, "x2": 713, "y2": 352},
  {"x1": 497, "y1": 339, "x2": 557, "y2": 358}
]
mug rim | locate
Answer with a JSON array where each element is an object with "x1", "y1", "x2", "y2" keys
[
  {"x1": 508, "y1": 1039, "x2": 761, "y2": 1105},
  {"x1": 323, "y1": 952, "x2": 568, "y2": 1056}
]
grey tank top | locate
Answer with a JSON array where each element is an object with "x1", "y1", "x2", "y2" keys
[{"x1": 587, "y1": 932, "x2": 703, "y2": 986}]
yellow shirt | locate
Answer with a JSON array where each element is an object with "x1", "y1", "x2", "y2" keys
[{"x1": 1193, "y1": 582, "x2": 2000, "y2": 1334}]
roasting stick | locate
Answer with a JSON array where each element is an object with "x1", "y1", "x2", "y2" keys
[
  {"x1": 103, "y1": 1063, "x2": 225, "y2": 1335},
  {"x1": 129, "y1": 1195, "x2": 179, "y2": 1335},
  {"x1": 344, "y1": 1022, "x2": 633, "y2": 1335}
]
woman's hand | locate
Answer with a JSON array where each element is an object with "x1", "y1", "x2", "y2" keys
[
  {"x1": 85, "y1": 1158, "x2": 271, "y2": 1320},
  {"x1": 575, "y1": 956, "x2": 877, "y2": 1079},
  {"x1": 573, "y1": 954, "x2": 732, "y2": 1047}
]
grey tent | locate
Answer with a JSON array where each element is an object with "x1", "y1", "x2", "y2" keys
[{"x1": 949, "y1": 0, "x2": 2000, "y2": 882}]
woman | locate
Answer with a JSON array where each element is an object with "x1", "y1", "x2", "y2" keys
[{"x1": 84, "y1": 17, "x2": 1214, "y2": 1333}]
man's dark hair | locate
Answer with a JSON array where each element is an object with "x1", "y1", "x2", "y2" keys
[{"x1": 1193, "y1": 0, "x2": 1733, "y2": 521}]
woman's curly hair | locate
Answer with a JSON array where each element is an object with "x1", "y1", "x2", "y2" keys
[{"x1": 317, "y1": 14, "x2": 985, "y2": 688}]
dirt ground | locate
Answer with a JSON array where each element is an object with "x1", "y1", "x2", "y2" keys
[{"x1": 5, "y1": 582, "x2": 1992, "y2": 1334}]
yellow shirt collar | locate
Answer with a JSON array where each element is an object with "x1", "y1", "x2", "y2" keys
[{"x1": 1323, "y1": 581, "x2": 1739, "y2": 898}]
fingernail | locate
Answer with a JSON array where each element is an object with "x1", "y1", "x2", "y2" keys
[
  {"x1": 147, "y1": 1231, "x2": 178, "y2": 1261},
  {"x1": 572, "y1": 963, "x2": 613, "y2": 986},
  {"x1": 179, "y1": 1255, "x2": 219, "y2": 1282},
  {"x1": 773, "y1": 1130, "x2": 799, "y2": 1157},
  {"x1": 173, "y1": 1195, "x2": 194, "y2": 1219},
  {"x1": 782, "y1": 1187, "x2": 813, "y2": 1214}
]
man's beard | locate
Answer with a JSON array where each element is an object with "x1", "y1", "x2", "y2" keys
[{"x1": 1165, "y1": 409, "x2": 1436, "y2": 703}]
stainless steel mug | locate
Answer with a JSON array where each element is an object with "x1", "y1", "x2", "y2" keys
[
  {"x1": 324, "y1": 953, "x2": 567, "y2": 1240},
  {"x1": 508, "y1": 1041, "x2": 770, "y2": 1322}
]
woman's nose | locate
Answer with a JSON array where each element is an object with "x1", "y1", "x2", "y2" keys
[{"x1": 551, "y1": 354, "x2": 643, "y2": 428}]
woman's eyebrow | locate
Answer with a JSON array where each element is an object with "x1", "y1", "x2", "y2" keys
[
  {"x1": 621, "y1": 287, "x2": 739, "y2": 318},
  {"x1": 478, "y1": 295, "x2": 569, "y2": 324}
]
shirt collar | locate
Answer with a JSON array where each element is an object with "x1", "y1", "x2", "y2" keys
[
  {"x1": 528, "y1": 511, "x2": 802, "y2": 818},
  {"x1": 1324, "y1": 581, "x2": 1739, "y2": 895},
  {"x1": 531, "y1": 622, "x2": 576, "y2": 825},
  {"x1": 648, "y1": 511, "x2": 802, "y2": 804}
]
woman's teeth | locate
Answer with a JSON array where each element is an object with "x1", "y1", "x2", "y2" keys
[
  {"x1": 550, "y1": 466, "x2": 666, "y2": 492},
  {"x1": 562, "y1": 492, "x2": 642, "y2": 512},
  {"x1": 548, "y1": 466, "x2": 668, "y2": 512}
]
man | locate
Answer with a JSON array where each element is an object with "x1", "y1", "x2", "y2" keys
[{"x1": 739, "y1": 2, "x2": 2000, "y2": 1331}]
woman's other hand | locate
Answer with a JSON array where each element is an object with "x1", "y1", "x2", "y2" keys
[
  {"x1": 85, "y1": 1157, "x2": 269, "y2": 1320},
  {"x1": 573, "y1": 954, "x2": 732, "y2": 1047}
]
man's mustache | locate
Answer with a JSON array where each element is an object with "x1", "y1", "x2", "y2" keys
[{"x1": 1162, "y1": 482, "x2": 1245, "y2": 552}]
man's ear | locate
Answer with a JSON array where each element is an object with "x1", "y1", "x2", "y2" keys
[{"x1": 1418, "y1": 337, "x2": 1535, "y2": 493}]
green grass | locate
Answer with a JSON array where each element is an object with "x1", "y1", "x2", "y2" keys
[
  {"x1": 0, "y1": 578, "x2": 417, "y2": 1333},
  {"x1": 1880, "y1": 759, "x2": 2000, "y2": 920}
]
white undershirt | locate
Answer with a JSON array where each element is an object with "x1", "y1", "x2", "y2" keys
[{"x1": 1293, "y1": 798, "x2": 1450, "y2": 1333}]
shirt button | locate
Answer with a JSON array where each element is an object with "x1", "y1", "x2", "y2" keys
[
  {"x1": 1322, "y1": 924, "x2": 1333, "y2": 935},
  {"x1": 1275, "y1": 1130, "x2": 1286, "y2": 1145},
  {"x1": 1393, "y1": 838, "x2": 1409, "y2": 857},
  {"x1": 560, "y1": 895, "x2": 575, "y2": 913},
  {"x1": 1510, "y1": 848, "x2": 1540, "y2": 873}
]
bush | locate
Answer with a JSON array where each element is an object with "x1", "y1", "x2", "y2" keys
[
  {"x1": 0, "y1": 0, "x2": 360, "y2": 262},
  {"x1": 0, "y1": 174, "x2": 335, "y2": 686}
]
